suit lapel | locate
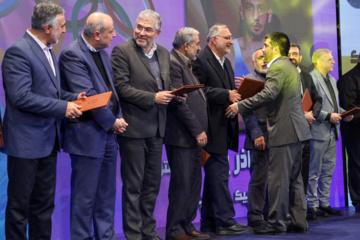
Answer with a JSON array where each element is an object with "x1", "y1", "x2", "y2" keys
[
  {"x1": 205, "y1": 46, "x2": 231, "y2": 89},
  {"x1": 99, "y1": 50, "x2": 121, "y2": 103},
  {"x1": 25, "y1": 33, "x2": 59, "y2": 94},
  {"x1": 78, "y1": 37, "x2": 108, "y2": 92},
  {"x1": 133, "y1": 41, "x2": 159, "y2": 87},
  {"x1": 171, "y1": 49, "x2": 206, "y2": 101},
  {"x1": 316, "y1": 71, "x2": 334, "y2": 107}
]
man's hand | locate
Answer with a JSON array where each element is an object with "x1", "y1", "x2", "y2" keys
[
  {"x1": 229, "y1": 89, "x2": 241, "y2": 103},
  {"x1": 329, "y1": 113, "x2": 342, "y2": 124},
  {"x1": 225, "y1": 103, "x2": 239, "y2": 118},
  {"x1": 196, "y1": 131, "x2": 207, "y2": 147},
  {"x1": 111, "y1": 118, "x2": 128, "y2": 133},
  {"x1": 173, "y1": 93, "x2": 187, "y2": 103},
  {"x1": 254, "y1": 136, "x2": 265, "y2": 150},
  {"x1": 304, "y1": 111, "x2": 316, "y2": 124},
  {"x1": 343, "y1": 114, "x2": 354, "y2": 122},
  {"x1": 65, "y1": 102, "x2": 82, "y2": 119},
  {"x1": 77, "y1": 92, "x2": 86, "y2": 100},
  {"x1": 234, "y1": 76, "x2": 245, "y2": 88},
  {"x1": 155, "y1": 91, "x2": 175, "y2": 105}
]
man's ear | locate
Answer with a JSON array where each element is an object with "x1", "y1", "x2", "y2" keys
[
  {"x1": 94, "y1": 31, "x2": 100, "y2": 41},
  {"x1": 267, "y1": 9, "x2": 273, "y2": 23},
  {"x1": 44, "y1": 24, "x2": 51, "y2": 34}
]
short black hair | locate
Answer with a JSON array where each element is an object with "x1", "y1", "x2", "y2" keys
[
  {"x1": 290, "y1": 43, "x2": 301, "y2": 55},
  {"x1": 265, "y1": 32, "x2": 290, "y2": 56}
]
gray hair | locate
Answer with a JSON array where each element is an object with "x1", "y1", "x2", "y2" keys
[
  {"x1": 31, "y1": 2, "x2": 64, "y2": 31},
  {"x1": 137, "y1": 10, "x2": 162, "y2": 31},
  {"x1": 312, "y1": 48, "x2": 331, "y2": 66},
  {"x1": 206, "y1": 24, "x2": 228, "y2": 43},
  {"x1": 172, "y1": 27, "x2": 199, "y2": 49},
  {"x1": 83, "y1": 13, "x2": 108, "y2": 38},
  {"x1": 252, "y1": 48, "x2": 263, "y2": 61}
]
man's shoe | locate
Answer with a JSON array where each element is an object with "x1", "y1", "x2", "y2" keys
[
  {"x1": 306, "y1": 212, "x2": 317, "y2": 221},
  {"x1": 171, "y1": 234, "x2": 194, "y2": 240},
  {"x1": 248, "y1": 220, "x2": 267, "y2": 229},
  {"x1": 319, "y1": 206, "x2": 344, "y2": 216},
  {"x1": 216, "y1": 223, "x2": 250, "y2": 236},
  {"x1": 253, "y1": 225, "x2": 285, "y2": 235},
  {"x1": 287, "y1": 224, "x2": 309, "y2": 234},
  {"x1": 189, "y1": 230, "x2": 209, "y2": 239},
  {"x1": 355, "y1": 203, "x2": 360, "y2": 213},
  {"x1": 307, "y1": 207, "x2": 329, "y2": 217}
]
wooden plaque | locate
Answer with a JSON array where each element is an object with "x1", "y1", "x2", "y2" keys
[
  {"x1": 170, "y1": 84, "x2": 204, "y2": 96},
  {"x1": 72, "y1": 91, "x2": 112, "y2": 112},
  {"x1": 237, "y1": 77, "x2": 265, "y2": 100}
]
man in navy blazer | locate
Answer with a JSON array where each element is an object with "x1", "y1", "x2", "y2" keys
[
  {"x1": 2, "y1": 2, "x2": 83, "y2": 239},
  {"x1": 59, "y1": 13, "x2": 127, "y2": 240}
]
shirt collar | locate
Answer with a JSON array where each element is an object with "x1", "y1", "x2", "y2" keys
[
  {"x1": 174, "y1": 49, "x2": 191, "y2": 66},
  {"x1": 296, "y1": 66, "x2": 301, "y2": 73},
  {"x1": 81, "y1": 34, "x2": 98, "y2": 52},
  {"x1": 211, "y1": 50, "x2": 225, "y2": 68},
  {"x1": 142, "y1": 42, "x2": 157, "y2": 59},
  {"x1": 267, "y1": 56, "x2": 280, "y2": 68},
  {"x1": 26, "y1": 29, "x2": 52, "y2": 51}
]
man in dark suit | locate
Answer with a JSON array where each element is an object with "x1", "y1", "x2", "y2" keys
[
  {"x1": 307, "y1": 49, "x2": 353, "y2": 217},
  {"x1": 227, "y1": 32, "x2": 312, "y2": 235},
  {"x1": 1, "y1": 2, "x2": 83, "y2": 239},
  {"x1": 192, "y1": 24, "x2": 249, "y2": 236},
  {"x1": 242, "y1": 49, "x2": 269, "y2": 229},
  {"x1": 164, "y1": 27, "x2": 209, "y2": 240},
  {"x1": 111, "y1": 10, "x2": 174, "y2": 240},
  {"x1": 59, "y1": 13, "x2": 127, "y2": 240},
  {"x1": 338, "y1": 55, "x2": 360, "y2": 213},
  {"x1": 288, "y1": 43, "x2": 322, "y2": 220}
]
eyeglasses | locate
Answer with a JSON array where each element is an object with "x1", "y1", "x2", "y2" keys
[
  {"x1": 136, "y1": 24, "x2": 156, "y2": 34},
  {"x1": 215, "y1": 35, "x2": 233, "y2": 40}
]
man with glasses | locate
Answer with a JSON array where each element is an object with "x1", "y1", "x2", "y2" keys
[
  {"x1": 111, "y1": 10, "x2": 174, "y2": 240},
  {"x1": 192, "y1": 24, "x2": 249, "y2": 236}
]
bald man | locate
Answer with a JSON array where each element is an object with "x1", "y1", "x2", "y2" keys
[{"x1": 59, "y1": 13, "x2": 127, "y2": 239}]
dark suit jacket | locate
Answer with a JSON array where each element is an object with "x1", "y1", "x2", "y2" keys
[
  {"x1": 192, "y1": 45, "x2": 239, "y2": 154},
  {"x1": 164, "y1": 49, "x2": 208, "y2": 148},
  {"x1": 300, "y1": 70, "x2": 322, "y2": 118},
  {"x1": 238, "y1": 56, "x2": 311, "y2": 147},
  {"x1": 111, "y1": 39, "x2": 170, "y2": 138},
  {"x1": 59, "y1": 36, "x2": 123, "y2": 158},
  {"x1": 243, "y1": 70, "x2": 268, "y2": 150},
  {"x1": 1, "y1": 32, "x2": 77, "y2": 158},
  {"x1": 338, "y1": 63, "x2": 360, "y2": 140}
]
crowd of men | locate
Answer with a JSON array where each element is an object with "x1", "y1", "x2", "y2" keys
[{"x1": 1, "y1": 1, "x2": 360, "y2": 240}]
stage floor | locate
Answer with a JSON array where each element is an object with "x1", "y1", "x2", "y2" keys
[{"x1": 117, "y1": 206, "x2": 360, "y2": 239}]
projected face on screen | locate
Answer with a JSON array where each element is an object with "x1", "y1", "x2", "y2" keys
[{"x1": 240, "y1": 0, "x2": 272, "y2": 39}]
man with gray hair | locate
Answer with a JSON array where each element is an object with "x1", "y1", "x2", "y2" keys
[
  {"x1": 111, "y1": 10, "x2": 174, "y2": 239},
  {"x1": 59, "y1": 12, "x2": 127, "y2": 239},
  {"x1": 192, "y1": 24, "x2": 249, "y2": 236},
  {"x1": 307, "y1": 48, "x2": 353, "y2": 217},
  {"x1": 2, "y1": 2, "x2": 84, "y2": 239},
  {"x1": 164, "y1": 27, "x2": 209, "y2": 240},
  {"x1": 242, "y1": 48, "x2": 269, "y2": 229}
]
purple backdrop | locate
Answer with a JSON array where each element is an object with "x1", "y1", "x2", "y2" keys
[{"x1": 0, "y1": 0, "x2": 343, "y2": 239}]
